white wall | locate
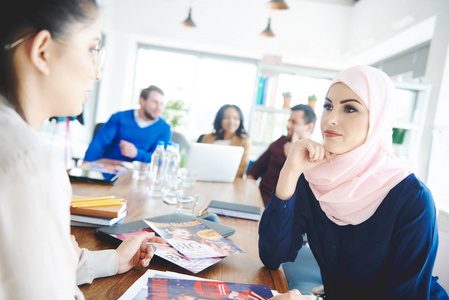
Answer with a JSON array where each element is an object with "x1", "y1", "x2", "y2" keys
[
  {"x1": 347, "y1": 0, "x2": 448, "y2": 63},
  {"x1": 101, "y1": 0, "x2": 352, "y2": 69},
  {"x1": 96, "y1": 0, "x2": 449, "y2": 116},
  {"x1": 421, "y1": 7, "x2": 449, "y2": 202}
]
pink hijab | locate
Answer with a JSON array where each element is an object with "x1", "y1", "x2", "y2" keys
[{"x1": 304, "y1": 65, "x2": 411, "y2": 226}]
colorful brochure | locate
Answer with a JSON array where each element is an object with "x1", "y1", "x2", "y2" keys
[{"x1": 145, "y1": 219, "x2": 244, "y2": 259}]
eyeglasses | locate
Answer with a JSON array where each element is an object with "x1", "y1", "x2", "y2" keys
[
  {"x1": 53, "y1": 38, "x2": 105, "y2": 79},
  {"x1": 3, "y1": 33, "x2": 35, "y2": 50},
  {"x1": 4, "y1": 33, "x2": 105, "y2": 78}
]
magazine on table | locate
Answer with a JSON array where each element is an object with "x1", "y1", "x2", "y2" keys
[
  {"x1": 147, "y1": 278, "x2": 274, "y2": 299},
  {"x1": 112, "y1": 228, "x2": 222, "y2": 274},
  {"x1": 118, "y1": 270, "x2": 280, "y2": 300},
  {"x1": 145, "y1": 219, "x2": 244, "y2": 259}
]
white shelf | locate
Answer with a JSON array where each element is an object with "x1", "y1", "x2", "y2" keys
[
  {"x1": 254, "y1": 105, "x2": 291, "y2": 115},
  {"x1": 394, "y1": 121, "x2": 418, "y2": 131}
]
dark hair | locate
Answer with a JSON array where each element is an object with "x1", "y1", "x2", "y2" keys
[
  {"x1": 291, "y1": 104, "x2": 316, "y2": 125},
  {"x1": 0, "y1": 0, "x2": 98, "y2": 120},
  {"x1": 140, "y1": 85, "x2": 164, "y2": 100},
  {"x1": 213, "y1": 104, "x2": 248, "y2": 139}
]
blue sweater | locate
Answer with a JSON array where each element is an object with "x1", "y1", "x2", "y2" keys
[
  {"x1": 83, "y1": 110, "x2": 171, "y2": 163},
  {"x1": 259, "y1": 174, "x2": 448, "y2": 300}
]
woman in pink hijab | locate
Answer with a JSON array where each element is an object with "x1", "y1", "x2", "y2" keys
[{"x1": 260, "y1": 66, "x2": 448, "y2": 299}]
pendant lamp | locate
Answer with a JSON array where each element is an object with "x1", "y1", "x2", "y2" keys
[
  {"x1": 182, "y1": 8, "x2": 196, "y2": 27},
  {"x1": 261, "y1": 18, "x2": 275, "y2": 37},
  {"x1": 266, "y1": 0, "x2": 289, "y2": 10}
]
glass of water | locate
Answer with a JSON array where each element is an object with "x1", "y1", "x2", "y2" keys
[
  {"x1": 180, "y1": 168, "x2": 198, "y2": 188},
  {"x1": 132, "y1": 161, "x2": 150, "y2": 181},
  {"x1": 176, "y1": 189, "x2": 199, "y2": 216}
]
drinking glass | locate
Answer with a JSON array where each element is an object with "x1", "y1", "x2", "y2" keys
[
  {"x1": 132, "y1": 161, "x2": 150, "y2": 181},
  {"x1": 176, "y1": 189, "x2": 199, "y2": 215},
  {"x1": 180, "y1": 168, "x2": 198, "y2": 188}
]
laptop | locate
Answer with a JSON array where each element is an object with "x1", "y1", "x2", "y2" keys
[{"x1": 185, "y1": 143, "x2": 244, "y2": 182}]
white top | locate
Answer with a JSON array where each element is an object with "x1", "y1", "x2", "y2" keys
[
  {"x1": 0, "y1": 96, "x2": 117, "y2": 299},
  {"x1": 213, "y1": 139, "x2": 231, "y2": 145},
  {"x1": 134, "y1": 109, "x2": 158, "y2": 128}
]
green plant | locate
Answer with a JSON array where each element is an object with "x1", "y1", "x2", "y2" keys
[
  {"x1": 308, "y1": 94, "x2": 317, "y2": 101},
  {"x1": 282, "y1": 91, "x2": 291, "y2": 98},
  {"x1": 162, "y1": 99, "x2": 188, "y2": 131},
  {"x1": 392, "y1": 128, "x2": 406, "y2": 144}
]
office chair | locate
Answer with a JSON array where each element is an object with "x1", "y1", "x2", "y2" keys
[
  {"x1": 170, "y1": 131, "x2": 191, "y2": 155},
  {"x1": 282, "y1": 240, "x2": 325, "y2": 299},
  {"x1": 93, "y1": 122, "x2": 104, "y2": 137}
]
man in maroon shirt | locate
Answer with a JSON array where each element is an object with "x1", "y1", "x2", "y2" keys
[{"x1": 247, "y1": 105, "x2": 316, "y2": 205}]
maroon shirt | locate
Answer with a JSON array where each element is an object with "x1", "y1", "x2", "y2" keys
[{"x1": 247, "y1": 136, "x2": 288, "y2": 205}]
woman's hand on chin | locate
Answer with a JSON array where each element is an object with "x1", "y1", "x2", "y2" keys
[
  {"x1": 276, "y1": 139, "x2": 335, "y2": 200},
  {"x1": 284, "y1": 139, "x2": 335, "y2": 175}
]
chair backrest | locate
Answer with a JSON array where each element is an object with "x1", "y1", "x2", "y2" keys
[
  {"x1": 93, "y1": 122, "x2": 104, "y2": 137},
  {"x1": 434, "y1": 209, "x2": 449, "y2": 290},
  {"x1": 171, "y1": 131, "x2": 191, "y2": 154},
  {"x1": 282, "y1": 243, "x2": 323, "y2": 296}
]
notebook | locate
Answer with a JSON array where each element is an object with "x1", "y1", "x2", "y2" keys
[
  {"x1": 207, "y1": 200, "x2": 261, "y2": 221},
  {"x1": 185, "y1": 143, "x2": 244, "y2": 182}
]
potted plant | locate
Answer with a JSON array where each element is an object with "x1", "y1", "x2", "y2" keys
[
  {"x1": 392, "y1": 128, "x2": 406, "y2": 144},
  {"x1": 307, "y1": 94, "x2": 317, "y2": 111},
  {"x1": 161, "y1": 99, "x2": 187, "y2": 131},
  {"x1": 282, "y1": 91, "x2": 292, "y2": 109}
]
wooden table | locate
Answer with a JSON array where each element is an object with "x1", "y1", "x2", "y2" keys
[{"x1": 71, "y1": 162, "x2": 288, "y2": 299}]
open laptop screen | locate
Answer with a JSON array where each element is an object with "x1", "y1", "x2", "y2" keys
[{"x1": 185, "y1": 143, "x2": 244, "y2": 182}]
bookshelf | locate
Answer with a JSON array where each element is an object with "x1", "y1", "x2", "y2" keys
[
  {"x1": 248, "y1": 64, "x2": 432, "y2": 170},
  {"x1": 390, "y1": 81, "x2": 431, "y2": 165},
  {"x1": 248, "y1": 64, "x2": 334, "y2": 151}
]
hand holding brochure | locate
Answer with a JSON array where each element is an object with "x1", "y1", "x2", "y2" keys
[{"x1": 112, "y1": 227, "x2": 222, "y2": 274}]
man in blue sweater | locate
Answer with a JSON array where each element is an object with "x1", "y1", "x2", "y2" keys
[{"x1": 84, "y1": 85, "x2": 171, "y2": 163}]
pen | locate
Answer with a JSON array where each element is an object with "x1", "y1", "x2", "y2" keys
[
  {"x1": 71, "y1": 196, "x2": 116, "y2": 202},
  {"x1": 71, "y1": 199, "x2": 124, "y2": 208},
  {"x1": 142, "y1": 242, "x2": 170, "y2": 247},
  {"x1": 197, "y1": 206, "x2": 208, "y2": 216}
]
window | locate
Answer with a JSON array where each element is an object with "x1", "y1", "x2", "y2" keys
[{"x1": 133, "y1": 46, "x2": 257, "y2": 141}]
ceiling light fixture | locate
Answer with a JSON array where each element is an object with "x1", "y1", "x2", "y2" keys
[
  {"x1": 267, "y1": 0, "x2": 289, "y2": 10},
  {"x1": 261, "y1": 18, "x2": 275, "y2": 37},
  {"x1": 182, "y1": 8, "x2": 196, "y2": 27}
]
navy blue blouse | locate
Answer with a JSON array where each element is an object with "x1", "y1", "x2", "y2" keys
[{"x1": 259, "y1": 174, "x2": 448, "y2": 299}]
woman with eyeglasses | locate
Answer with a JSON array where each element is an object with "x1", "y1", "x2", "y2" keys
[
  {"x1": 260, "y1": 66, "x2": 448, "y2": 299},
  {"x1": 0, "y1": 1, "x2": 165, "y2": 298}
]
